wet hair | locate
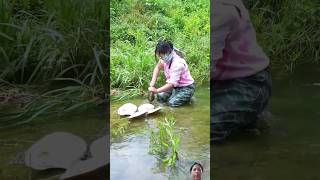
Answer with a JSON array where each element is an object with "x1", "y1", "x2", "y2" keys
[
  {"x1": 154, "y1": 40, "x2": 185, "y2": 61},
  {"x1": 190, "y1": 162, "x2": 203, "y2": 174}
]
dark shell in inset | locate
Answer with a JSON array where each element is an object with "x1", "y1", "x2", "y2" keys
[{"x1": 24, "y1": 132, "x2": 87, "y2": 170}]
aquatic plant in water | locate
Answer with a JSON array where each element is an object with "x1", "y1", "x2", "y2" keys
[
  {"x1": 149, "y1": 116, "x2": 180, "y2": 167},
  {"x1": 110, "y1": 119, "x2": 130, "y2": 139}
]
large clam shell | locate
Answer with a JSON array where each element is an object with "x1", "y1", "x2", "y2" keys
[
  {"x1": 137, "y1": 103, "x2": 154, "y2": 113},
  {"x1": 147, "y1": 107, "x2": 162, "y2": 115},
  {"x1": 128, "y1": 111, "x2": 146, "y2": 119},
  {"x1": 117, "y1": 103, "x2": 137, "y2": 116},
  {"x1": 24, "y1": 132, "x2": 87, "y2": 170},
  {"x1": 60, "y1": 136, "x2": 108, "y2": 180}
]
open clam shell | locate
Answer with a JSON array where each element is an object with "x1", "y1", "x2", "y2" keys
[
  {"x1": 147, "y1": 107, "x2": 162, "y2": 115},
  {"x1": 117, "y1": 103, "x2": 137, "y2": 116},
  {"x1": 137, "y1": 103, "x2": 154, "y2": 113},
  {"x1": 24, "y1": 132, "x2": 87, "y2": 170},
  {"x1": 60, "y1": 136, "x2": 108, "y2": 180},
  {"x1": 128, "y1": 111, "x2": 146, "y2": 119}
]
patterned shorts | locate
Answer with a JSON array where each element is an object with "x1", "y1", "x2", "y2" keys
[
  {"x1": 157, "y1": 83, "x2": 195, "y2": 107},
  {"x1": 211, "y1": 68, "x2": 272, "y2": 143}
]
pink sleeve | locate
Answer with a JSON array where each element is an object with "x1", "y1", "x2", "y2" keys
[
  {"x1": 211, "y1": 1, "x2": 240, "y2": 76},
  {"x1": 212, "y1": 2, "x2": 239, "y2": 61}
]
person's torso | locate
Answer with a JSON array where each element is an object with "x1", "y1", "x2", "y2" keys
[
  {"x1": 213, "y1": 0, "x2": 269, "y2": 80},
  {"x1": 162, "y1": 51, "x2": 194, "y2": 87}
]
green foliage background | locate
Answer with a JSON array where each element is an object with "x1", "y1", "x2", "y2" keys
[
  {"x1": 244, "y1": 0, "x2": 320, "y2": 73},
  {"x1": 0, "y1": 0, "x2": 107, "y2": 127},
  {"x1": 110, "y1": 0, "x2": 210, "y2": 93}
]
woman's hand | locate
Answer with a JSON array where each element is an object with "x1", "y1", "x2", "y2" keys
[
  {"x1": 149, "y1": 81, "x2": 156, "y2": 87},
  {"x1": 148, "y1": 86, "x2": 157, "y2": 93}
]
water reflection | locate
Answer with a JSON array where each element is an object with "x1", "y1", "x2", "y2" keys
[{"x1": 212, "y1": 72, "x2": 320, "y2": 179}]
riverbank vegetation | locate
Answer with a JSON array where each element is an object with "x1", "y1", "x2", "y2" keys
[
  {"x1": 0, "y1": 0, "x2": 107, "y2": 127},
  {"x1": 110, "y1": 0, "x2": 210, "y2": 100},
  {"x1": 244, "y1": 0, "x2": 320, "y2": 73}
]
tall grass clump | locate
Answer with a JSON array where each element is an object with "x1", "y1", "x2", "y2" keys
[
  {"x1": 149, "y1": 116, "x2": 180, "y2": 167},
  {"x1": 111, "y1": 0, "x2": 210, "y2": 99},
  {"x1": 0, "y1": 0, "x2": 107, "y2": 127},
  {"x1": 244, "y1": 0, "x2": 320, "y2": 73}
]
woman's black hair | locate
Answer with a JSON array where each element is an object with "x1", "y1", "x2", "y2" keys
[
  {"x1": 154, "y1": 40, "x2": 185, "y2": 61},
  {"x1": 190, "y1": 162, "x2": 203, "y2": 173}
]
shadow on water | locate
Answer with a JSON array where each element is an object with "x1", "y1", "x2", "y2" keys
[
  {"x1": 212, "y1": 66, "x2": 320, "y2": 179},
  {"x1": 110, "y1": 87, "x2": 210, "y2": 180}
]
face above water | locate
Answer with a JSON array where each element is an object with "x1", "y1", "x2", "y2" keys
[{"x1": 191, "y1": 164, "x2": 202, "y2": 180}]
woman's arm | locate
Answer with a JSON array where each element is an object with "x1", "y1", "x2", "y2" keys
[
  {"x1": 156, "y1": 83, "x2": 174, "y2": 93},
  {"x1": 148, "y1": 83, "x2": 173, "y2": 93},
  {"x1": 150, "y1": 61, "x2": 164, "y2": 87},
  {"x1": 212, "y1": 2, "x2": 237, "y2": 62}
]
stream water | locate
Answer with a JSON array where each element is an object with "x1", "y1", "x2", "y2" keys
[
  {"x1": 213, "y1": 67, "x2": 320, "y2": 179},
  {"x1": 110, "y1": 87, "x2": 210, "y2": 180},
  {"x1": 1, "y1": 66, "x2": 319, "y2": 180}
]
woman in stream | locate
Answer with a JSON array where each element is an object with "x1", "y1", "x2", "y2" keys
[
  {"x1": 211, "y1": 0, "x2": 272, "y2": 142},
  {"x1": 148, "y1": 40, "x2": 195, "y2": 107}
]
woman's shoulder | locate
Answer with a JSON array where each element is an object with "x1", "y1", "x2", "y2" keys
[
  {"x1": 214, "y1": 0, "x2": 242, "y2": 23},
  {"x1": 172, "y1": 58, "x2": 187, "y2": 70},
  {"x1": 172, "y1": 51, "x2": 185, "y2": 61},
  {"x1": 172, "y1": 52, "x2": 185, "y2": 61},
  {"x1": 215, "y1": 0, "x2": 249, "y2": 19}
]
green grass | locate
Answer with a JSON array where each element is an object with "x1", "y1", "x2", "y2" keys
[
  {"x1": 0, "y1": 0, "x2": 107, "y2": 127},
  {"x1": 244, "y1": 0, "x2": 320, "y2": 73},
  {"x1": 110, "y1": 0, "x2": 210, "y2": 98}
]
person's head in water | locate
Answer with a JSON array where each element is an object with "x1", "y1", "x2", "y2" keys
[
  {"x1": 154, "y1": 40, "x2": 184, "y2": 63},
  {"x1": 190, "y1": 162, "x2": 203, "y2": 180}
]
